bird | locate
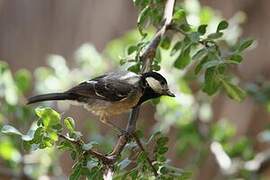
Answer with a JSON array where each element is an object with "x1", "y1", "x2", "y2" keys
[{"x1": 27, "y1": 70, "x2": 175, "y2": 132}]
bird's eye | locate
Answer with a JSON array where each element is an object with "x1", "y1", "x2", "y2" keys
[{"x1": 160, "y1": 81, "x2": 165, "y2": 86}]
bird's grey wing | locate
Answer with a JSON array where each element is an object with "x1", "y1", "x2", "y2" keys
[{"x1": 67, "y1": 73, "x2": 138, "y2": 102}]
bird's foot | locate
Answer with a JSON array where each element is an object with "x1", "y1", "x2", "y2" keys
[{"x1": 117, "y1": 128, "x2": 131, "y2": 138}]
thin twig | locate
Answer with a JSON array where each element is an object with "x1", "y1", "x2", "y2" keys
[
  {"x1": 58, "y1": 133, "x2": 112, "y2": 164},
  {"x1": 132, "y1": 133, "x2": 158, "y2": 177}
]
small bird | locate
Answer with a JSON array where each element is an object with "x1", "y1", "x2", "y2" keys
[{"x1": 27, "y1": 71, "x2": 175, "y2": 132}]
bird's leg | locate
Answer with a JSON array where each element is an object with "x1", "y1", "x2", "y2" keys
[{"x1": 99, "y1": 116, "x2": 128, "y2": 136}]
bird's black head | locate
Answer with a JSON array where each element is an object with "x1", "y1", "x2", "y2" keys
[{"x1": 137, "y1": 72, "x2": 175, "y2": 105}]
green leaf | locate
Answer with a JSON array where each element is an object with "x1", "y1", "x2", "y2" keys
[
  {"x1": 58, "y1": 140, "x2": 73, "y2": 150},
  {"x1": 157, "y1": 137, "x2": 169, "y2": 146},
  {"x1": 137, "y1": 151, "x2": 147, "y2": 163},
  {"x1": 137, "y1": 6, "x2": 150, "y2": 35},
  {"x1": 48, "y1": 131, "x2": 58, "y2": 141},
  {"x1": 229, "y1": 54, "x2": 243, "y2": 63},
  {"x1": 192, "y1": 48, "x2": 207, "y2": 61},
  {"x1": 189, "y1": 32, "x2": 200, "y2": 43},
  {"x1": 70, "y1": 131, "x2": 83, "y2": 141},
  {"x1": 160, "y1": 36, "x2": 171, "y2": 50},
  {"x1": 198, "y1": 24, "x2": 207, "y2": 35},
  {"x1": 221, "y1": 80, "x2": 246, "y2": 102},
  {"x1": 202, "y1": 68, "x2": 221, "y2": 95},
  {"x1": 82, "y1": 141, "x2": 98, "y2": 151},
  {"x1": 128, "y1": 63, "x2": 140, "y2": 73},
  {"x1": 31, "y1": 127, "x2": 44, "y2": 144},
  {"x1": 152, "y1": 62, "x2": 161, "y2": 71},
  {"x1": 207, "y1": 32, "x2": 223, "y2": 39},
  {"x1": 174, "y1": 46, "x2": 191, "y2": 69},
  {"x1": 127, "y1": 45, "x2": 137, "y2": 55},
  {"x1": 237, "y1": 39, "x2": 254, "y2": 52},
  {"x1": 71, "y1": 151, "x2": 77, "y2": 160},
  {"x1": 158, "y1": 147, "x2": 168, "y2": 154},
  {"x1": 70, "y1": 163, "x2": 82, "y2": 180},
  {"x1": 201, "y1": 60, "x2": 221, "y2": 70},
  {"x1": 135, "y1": 129, "x2": 144, "y2": 138},
  {"x1": 64, "y1": 117, "x2": 75, "y2": 132},
  {"x1": 1, "y1": 125, "x2": 22, "y2": 136},
  {"x1": 170, "y1": 41, "x2": 182, "y2": 56},
  {"x1": 14, "y1": 69, "x2": 31, "y2": 93},
  {"x1": 180, "y1": 23, "x2": 191, "y2": 32},
  {"x1": 217, "y1": 20, "x2": 229, "y2": 32},
  {"x1": 0, "y1": 61, "x2": 9, "y2": 74},
  {"x1": 35, "y1": 107, "x2": 61, "y2": 129},
  {"x1": 173, "y1": 9, "x2": 186, "y2": 21},
  {"x1": 194, "y1": 55, "x2": 209, "y2": 74}
]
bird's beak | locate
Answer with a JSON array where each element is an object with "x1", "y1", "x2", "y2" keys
[{"x1": 164, "y1": 89, "x2": 175, "y2": 97}]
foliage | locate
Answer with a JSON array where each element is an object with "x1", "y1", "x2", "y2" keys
[{"x1": 0, "y1": 0, "x2": 262, "y2": 179}]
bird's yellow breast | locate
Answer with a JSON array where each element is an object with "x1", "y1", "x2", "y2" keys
[{"x1": 84, "y1": 90, "x2": 142, "y2": 117}]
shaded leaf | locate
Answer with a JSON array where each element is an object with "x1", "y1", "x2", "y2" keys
[
  {"x1": 82, "y1": 141, "x2": 98, "y2": 151},
  {"x1": 192, "y1": 48, "x2": 207, "y2": 61},
  {"x1": 158, "y1": 147, "x2": 168, "y2": 154},
  {"x1": 170, "y1": 41, "x2": 182, "y2": 56},
  {"x1": 198, "y1": 24, "x2": 207, "y2": 35},
  {"x1": 217, "y1": 20, "x2": 228, "y2": 32},
  {"x1": 189, "y1": 32, "x2": 200, "y2": 43},
  {"x1": 229, "y1": 54, "x2": 243, "y2": 63},
  {"x1": 195, "y1": 55, "x2": 209, "y2": 74},
  {"x1": 174, "y1": 46, "x2": 191, "y2": 69},
  {"x1": 237, "y1": 39, "x2": 254, "y2": 52},
  {"x1": 127, "y1": 45, "x2": 137, "y2": 55},
  {"x1": 201, "y1": 60, "x2": 221, "y2": 70},
  {"x1": 202, "y1": 68, "x2": 221, "y2": 95},
  {"x1": 157, "y1": 137, "x2": 169, "y2": 146},
  {"x1": 128, "y1": 63, "x2": 140, "y2": 73},
  {"x1": 222, "y1": 80, "x2": 246, "y2": 102},
  {"x1": 14, "y1": 69, "x2": 31, "y2": 93},
  {"x1": 64, "y1": 117, "x2": 75, "y2": 132},
  {"x1": 160, "y1": 36, "x2": 171, "y2": 50},
  {"x1": 1, "y1": 125, "x2": 22, "y2": 136},
  {"x1": 70, "y1": 163, "x2": 82, "y2": 180},
  {"x1": 137, "y1": 6, "x2": 150, "y2": 35},
  {"x1": 207, "y1": 32, "x2": 223, "y2": 39}
]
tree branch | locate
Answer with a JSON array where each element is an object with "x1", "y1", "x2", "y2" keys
[{"x1": 58, "y1": 133, "x2": 112, "y2": 165}]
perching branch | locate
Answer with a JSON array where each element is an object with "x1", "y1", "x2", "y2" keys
[{"x1": 58, "y1": 133, "x2": 112, "y2": 165}]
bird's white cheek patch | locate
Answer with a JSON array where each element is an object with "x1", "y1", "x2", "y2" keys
[{"x1": 146, "y1": 77, "x2": 163, "y2": 93}]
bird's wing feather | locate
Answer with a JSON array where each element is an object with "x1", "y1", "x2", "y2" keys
[{"x1": 67, "y1": 72, "x2": 140, "y2": 102}]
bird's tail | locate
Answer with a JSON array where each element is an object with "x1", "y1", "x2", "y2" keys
[{"x1": 27, "y1": 93, "x2": 76, "y2": 104}]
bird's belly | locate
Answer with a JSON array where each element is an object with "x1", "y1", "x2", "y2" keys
[{"x1": 84, "y1": 91, "x2": 142, "y2": 117}]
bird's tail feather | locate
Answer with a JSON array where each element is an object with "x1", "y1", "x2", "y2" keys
[{"x1": 27, "y1": 93, "x2": 76, "y2": 104}]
